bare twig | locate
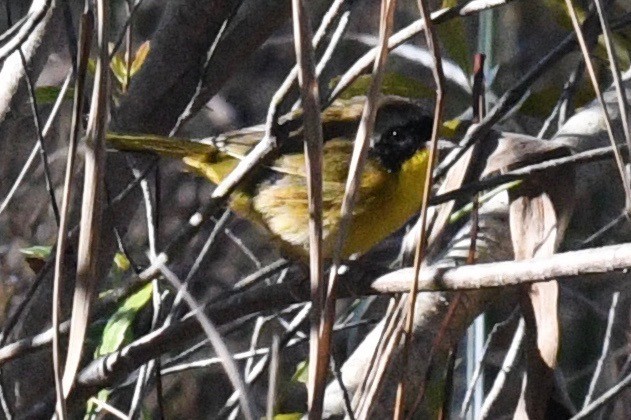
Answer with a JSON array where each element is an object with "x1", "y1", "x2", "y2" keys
[
  {"x1": 593, "y1": 0, "x2": 631, "y2": 180},
  {"x1": 0, "y1": 68, "x2": 70, "y2": 217},
  {"x1": 266, "y1": 336, "x2": 280, "y2": 420},
  {"x1": 210, "y1": 0, "x2": 346, "y2": 202},
  {"x1": 480, "y1": 318, "x2": 526, "y2": 419},
  {"x1": 169, "y1": 2, "x2": 241, "y2": 135},
  {"x1": 325, "y1": 0, "x2": 517, "y2": 104},
  {"x1": 322, "y1": 0, "x2": 398, "y2": 417},
  {"x1": 157, "y1": 263, "x2": 256, "y2": 420},
  {"x1": 564, "y1": 0, "x2": 631, "y2": 205},
  {"x1": 88, "y1": 397, "x2": 129, "y2": 420},
  {"x1": 429, "y1": 142, "x2": 630, "y2": 207},
  {"x1": 290, "y1": 1, "x2": 326, "y2": 417},
  {"x1": 18, "y1": 47, "x2": 60, "y2": 224},
  {"x1": 461, "y1": 310, "x2": 519, "y2": 417},
  {"x1": 0, "y1": 0, "x2": 52, "y2": 63},
  {"x1": 355, "y1": 298, "x2": 407, "y2": 418},
  {"x1": 218, "y1": 303, "x2": 311, "y2": 419},
  {"x1": 52, "y1": 7, "x2": 93, "y2": 418},
  {"x1": 108, "y1": 0, "x2": 147, "y2": 59},
  {"x1": 395, "y1": 0, "x2": 445, "y2": 416},
  {"x1": 434, "y1": 7, "x2": 602, "y2": 180},
  {"x1": 582, "y1": 292, "x2": 620, "y2": 408},
  {"x1": 21, "y1": 240, "x2": 631, "y2": 415},
  {"x1": 571, "y1": 365, "x2": 631, "y2": 419},
  {"x1": 165, "y1": 209, "x2": 232, "y2": 322},
  {"x1": 62, "y1": 0, "x2": 110, "y2": 398}
]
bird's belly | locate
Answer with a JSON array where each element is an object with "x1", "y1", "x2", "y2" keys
[{"x1": 250, "y1": 154, "x2": 427, "y2": 260}]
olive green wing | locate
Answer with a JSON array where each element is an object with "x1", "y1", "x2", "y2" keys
[{"x1": 106, "y1": 96, "x2": 369, "y2": 187}]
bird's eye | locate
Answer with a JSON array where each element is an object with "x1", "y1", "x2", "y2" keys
[
  {"x1": 381, "y1": 127, "x2": 404, "y2": 144},
  {"x1": 372, "y1": 118, "x2": 432, "y2": 172}
]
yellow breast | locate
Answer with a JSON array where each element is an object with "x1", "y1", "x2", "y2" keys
[
  {"x1": 251, "y1": 147, "x2": 429, "y2": 260},
  {"x1": 342, "y1": 151, "x2": 428, "y2": 257}
]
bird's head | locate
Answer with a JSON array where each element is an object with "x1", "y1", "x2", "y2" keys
[{"x1": 371, "y1": 96, "x2": 435, "y2": 173}]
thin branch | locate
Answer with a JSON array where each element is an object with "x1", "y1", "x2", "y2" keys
[
  {"x1": 593, "y1": 0, "x2": 631, "y2": 182},
  {"x1": 210, "y1": 0, "x2": 348, "y2": 202},
  {"x1": 434, "y1": 7, "x2": 602, "y2": 180},
  {"x1": 429, "y1": 142, "x2": 630, "y2": 207},
  {"x1": 0, "y1": 67, "x2": 71, "y2": 217},
  {"x1": 325, "y1": 0, "x2": 517, "y2": 104},
  {"x1": 218, "y1": 303, "x2": 311, "y2": 418},
  {"x1": 157, "y1": 263, "x2": 256, "y2": 420},
  {"x1": 480, "y1": 318, "x2": 526, "y2": 419},
  {"x1": 20, "y1": 240, "x2": 631, "y2": 417},
  {"x1": 169, "y1": 2, "x2": 241, "y2": 135},
  {"x1": 165, "y1": 209, "x2": 232, "y2": 323},
  {"x1": 461, "y1": 310, "x2": 519, "y2": 417},
  {"x1": 17, "y1": 48, "x2": 60, "y2": 223},
  {"x1": 582, "y1": 292, "x2": 620, "y2": 408},
  {"x1": 108, "y1": 0, "x2": 147, "y2": 59},
  {"x1": 52, "y1": 7, "x2": 93, "y2": 419},
  {"x1": 396, "y1": 0, "x2": 445, "y2": 415},
  {"x1": 571, "y1": 365, "x2": 631, "y2": 419},
  {"x1": 323, "y1": 0, "x2": 398, "y2": 417},
  {"x1": 564, "y1": 0, "x2": 631, "y2": 205},
  {"x1": 290, "y1": 2, "x2": 325, "y2": 417},
  {"x1": 266, "y1": 336, "x2": 280, "y2": 420},
  {"x1": 0, "y1": 0, "x2": 51, "y2": 63},
  {"x1": 62, "y1": 0, "x2": 110, "y2": 397}
]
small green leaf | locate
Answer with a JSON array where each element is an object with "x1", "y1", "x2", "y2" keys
[
  {"x1": 20, "y1": 245, "x2": 52, "y2": 273},
  {"x1": 291, "y1": 360, "x2": 308, "y2": 384},
  {"x1": 87, "y1": 58, "x2": 97, "y2": 75},
  {"x1": 110, "y1": 54, "x2": 128, "y2": 86},
  {"x1": 95, "y1": 282, "x2": 153, "y2": 358},
  {"x1": 20, "y1": 245, "x2": 52, "y2": 259},
  {"x1": 35, "y1": 86, "x2": 75, "y2": 104},
  {"x1": 113, "y1": 252, "x2": 131, "y2": 272},
  {"x1": 273, "y1": 413, "x2": 303, "y2": 420},
  {"x1": 130, "y1": 40, "x2": 151, "y2": 76}
]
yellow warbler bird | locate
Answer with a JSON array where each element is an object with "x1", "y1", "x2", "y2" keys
[{"x1": 108, "y1": 95, "x2": 434, "y2": 260}]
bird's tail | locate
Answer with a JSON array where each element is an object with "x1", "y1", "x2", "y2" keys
[{"x1": 107, "y1": 132, "x2": 238, "y2": 184}]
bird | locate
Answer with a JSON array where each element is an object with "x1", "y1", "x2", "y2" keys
[{"x1": 108, "y1": 95, "x2": 435, "y2": 260}]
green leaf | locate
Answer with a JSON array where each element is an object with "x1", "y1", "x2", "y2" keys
[
  {"x1": 87, "y1": 58, "x2": 97, "y2": 76},
  {"x1": 291, "y1": 360, "x2": 308, "y2": 384},
  {"x1": 20, "y1": 245, "x2": 52, "y2": 272},
  {"x1": 95, "y1": 282, "x2": 153, "y2": 358},
  {"x1": 85, "y1": 256, "x2": 147, "y2": 419},
  {"x1": 273, "y1": 413, "x2": 303, "y2": 420},
  {"x1": 20, "y1": 245, "x2": 52, "y2": 260},
  {"x1": 130, "y1": 40, "x2": 151, "y2": 76},
  {"x1": 35, "y1": 86, "x2": 75, "y2": 104},
  {"x1": 113, "y1": 252, "x2": 131, "y2": 272},
  {"x1": 110, "y1": 54, "x2": 128, "y2": 86}
]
